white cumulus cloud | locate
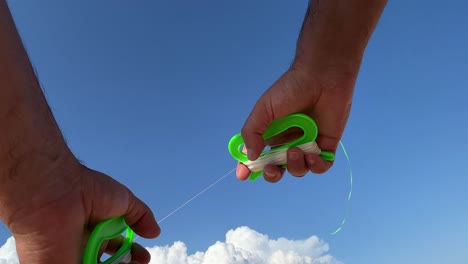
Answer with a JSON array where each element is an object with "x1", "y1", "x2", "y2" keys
[
  {"x1": 0, "y1": 226, "x2": 342, "y2": 264},
  {"x1": 146, "y1": 226, "x2": 342, "y2": 264},
  {"x1": 0, "y1": 237, "x2": 17, "y2": 264}
]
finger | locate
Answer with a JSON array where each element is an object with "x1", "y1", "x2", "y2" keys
[
  {"x1": 263, "y1": 165, "x2": 285, "y2": 183},
  {"x1": 286, "y1": 147, "x2": 308, "y2": 177},
  {"x1": 236, "y1": 162, "x2": 251, "y2": 181},
  {"x1": 312, "y1": 135, "x2": 339, "y2": 174},
  {"x1": 305, "y1": 153, "x2": 333, "y2": 174},
  {"x1": 124, "y1": 193, "x2": 161, "y2": 239},
  {"x1": 236, "y1": 146, "x2": 251, "y2": 181},
  {"x1": 130, "y1": 243, "x2": 152, "y2": 264}
]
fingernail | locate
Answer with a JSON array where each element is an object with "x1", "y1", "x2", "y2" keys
[
  {"x1": 307, "y1": 157, "x2": 315, "y2": 166},
  {"x1": 290, "y1": 151, "x2": 299, "y2": 160}
]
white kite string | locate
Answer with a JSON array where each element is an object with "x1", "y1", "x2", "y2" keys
[
  {"x1": 156, "y1": 142, "x2": 318, "y2": 224},
  {"x1": 158, "y1": 168, "x2": 236, "y2": 224}
]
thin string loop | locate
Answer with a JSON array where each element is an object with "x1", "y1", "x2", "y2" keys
[{"x1": 330, "y1": 141, "x2": 353, "y2": 235}]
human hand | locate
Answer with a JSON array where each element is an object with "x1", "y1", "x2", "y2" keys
[
  {"x1": 236, "y1": 0, "x2": 387, "y2": 183},
  {"x1": 0, "y1": 153, "x2": 160, "y2": 264},
  {"x1": 237, "y1": 65, "x2": 355, "y2": 183},
  {"x1": 0, "y1": 3, "x2": 160, "y2": 262}
]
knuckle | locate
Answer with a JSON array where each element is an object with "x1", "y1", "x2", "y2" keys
[{"x1": 240, "y1": 127, "x2": 250, "y2": 139}]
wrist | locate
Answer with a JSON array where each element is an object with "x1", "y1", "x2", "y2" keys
[
  {"x1": 0, "y1": 149, "x2": 80, "y2": 230},
  {"x1": 293, "y1": 0, "x2": 387, "y2": 77},
  {"x1": 0, "y1": 130, "x2": 78, "y2": 227},
  {"x1": 0, "y1": 94, "x2": 71, "y2": 182}
]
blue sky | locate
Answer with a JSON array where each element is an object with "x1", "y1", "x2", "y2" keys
[{"x1": 1, "y1": 0, "x2": 468, "y2": 263}]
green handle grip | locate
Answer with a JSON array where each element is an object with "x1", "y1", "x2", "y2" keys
[
  {"x1": 228, "y1": 113, "x2": 335, "y2": 181},
  {"x1": 83, "y1": 216, "x2": 134, "y2": 264}
]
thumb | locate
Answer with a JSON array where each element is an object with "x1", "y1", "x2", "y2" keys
[
  {"x1": 122, "y1": 190, "x2": 160, "y2": 239},
  {"x1": 89, "y1": 171, "x2": 160, "y2": 239},
  {"x1": 241, "y1": 98, "x2": 275, "y2": 161}
]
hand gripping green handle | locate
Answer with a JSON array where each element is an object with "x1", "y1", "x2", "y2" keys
[
  {"x1": 83, "y1": 216, "x2": 134, "y2": 264},
  {"x1": 228, "y1": 113, "x2": 335, "y2": 181}
]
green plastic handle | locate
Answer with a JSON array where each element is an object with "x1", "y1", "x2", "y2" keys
[
  {"x1": 83, "y1": 216, "x2": 134, "y2": 264},
  {"x1": 228, "y1": 113, "x2": 335, "y2": 181}
]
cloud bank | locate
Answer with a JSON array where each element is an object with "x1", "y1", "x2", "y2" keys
[
  {"x1": 0, "y1": 226, "x2": 341, "y2": 264},
  {"x1": 0, "y1": 237, "x2": 16, "y2": 264}
]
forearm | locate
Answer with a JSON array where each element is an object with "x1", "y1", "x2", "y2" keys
[
  {"x1": 294, "y1": 0, "x2": 387, "y2": 76},
  {"x1": 0, "y1": 2, "x2": 71, "y2": 204}
]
